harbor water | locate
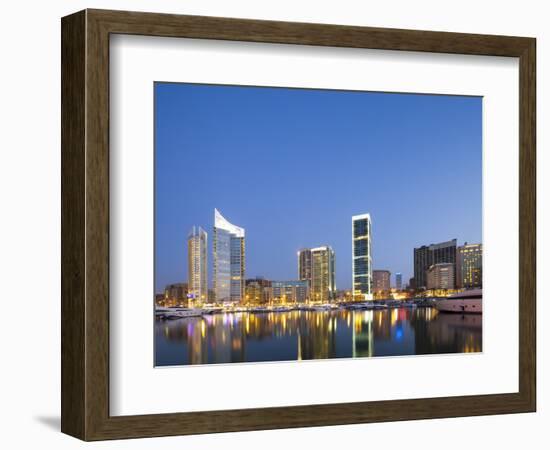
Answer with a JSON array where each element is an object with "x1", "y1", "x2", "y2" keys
[{"x1": 155, "y1": 306, "x2": 482, "y2": 366}]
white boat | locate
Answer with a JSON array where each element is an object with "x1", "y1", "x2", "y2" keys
[
  {"x1": 155, "y1": 307, "x2": 204, "y2": 319},
  {"x1": 434, "y1": 289, "x2": 482, "y2": 314},
  {"x1": 373, "y1": 303, "x2": 388, "y2": 310},
  {"x1": 310, "y1": 304, "x2": 336, "y2": 312},
  {"x1": 271, "y1": 306, "x2": 292, "y2": 312}
]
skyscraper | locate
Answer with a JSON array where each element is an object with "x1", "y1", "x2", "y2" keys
[
  {"x1": 396, "y1": 272, "x2": 402, "y2": 290},
  {"x1": 414, "y1": 239, "x2": 457, "y2": 289},
  {"x1": 187, "y1": 226, "x2": 208, "y2": 304},
  {"x1": 373, "y1": 270, "x2": 391, "y2": 293},
  {"x1": 310, "y1": 246, "x2": 336, "y2": 303},
  {"x1": 352, "y1": 213, "x2": 373, "y2": 301},
  {"x1": 298, "y1": 248, "x2": 312, "y2": 286},
  {"x1": 456, "y1": 243, "x2": 482, "y2": 289},
  {"x1": 213, "y1": 209, "x2": 245, "y2": 304}
]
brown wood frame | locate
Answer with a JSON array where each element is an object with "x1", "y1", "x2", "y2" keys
[{"x1": 61, "y1": 8, "x2": 536, "y2": 441}]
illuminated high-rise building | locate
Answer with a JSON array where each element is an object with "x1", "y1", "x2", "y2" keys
[
  {"x1": 396, "y1": 272, "x2": 403, "y2": 290},
  {"x1": 213, "y1": 209, "x2": 245, "y2": 304},
  {"x1": 310, "y1": 246, "x2": 336, "y2": 303},
  {"x1": 373, "y1": 270, "x2": 391, "y2": 293},
  {"x1": 298, "y1": 248, "x2": 312, "y2": 286},
  {"x1": 187, "y1": 226, "x2": 208, "y2": 304},
  {"x1": 414, "y1": 239, "x2": 457, "y2": 289},
  {"x1": 456, "y1": 243, "x2": 482, "y2": 289},
  {"x1": 352, "y1": 213, "x2": 373, "y2": 301}
]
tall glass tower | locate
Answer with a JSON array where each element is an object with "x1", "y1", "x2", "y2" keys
[
  {"x1": 187, "y1": 226, "x2": 208, "y2": 304},
  {"x1": 213, "y1": 209, "x2": 245, "y2": 304},
  {"x1": 352, "y1": 213, "x2": 373, "y2": 301},
  {"x1": 396, "y1": 272, "x2": 403, "y2": 290}
]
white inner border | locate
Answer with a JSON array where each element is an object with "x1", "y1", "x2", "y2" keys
[{"x1": 110, "y1": 35, "x2": 519, "y2": 416}]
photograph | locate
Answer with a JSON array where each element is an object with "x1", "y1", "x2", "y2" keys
[{"x1": 154, "y1": 82, "x2": 483, "y2": 366}]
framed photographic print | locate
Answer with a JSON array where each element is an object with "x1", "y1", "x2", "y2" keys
[{"x1": 61, "y1": 9, "x2": 536, "y2": 440}]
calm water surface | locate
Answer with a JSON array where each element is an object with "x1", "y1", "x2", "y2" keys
[{"x1": 155, "y1": 307, "x2": 482, "y2": 366}]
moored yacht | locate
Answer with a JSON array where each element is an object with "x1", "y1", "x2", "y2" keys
[
  {"x1": 434, "y1": 289, "x2": 482, "y2": 313},
  {"x1": 155, "y1": 307, "x2": 204, "y2": 320}
]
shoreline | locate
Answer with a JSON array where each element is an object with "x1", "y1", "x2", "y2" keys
[{"x1": 155, "y1": 298, "x2": 444, "y2": 320}]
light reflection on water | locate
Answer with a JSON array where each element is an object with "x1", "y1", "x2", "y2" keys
[{"x1": 154, "y1": 307, "x2": 482, "y2": 366}]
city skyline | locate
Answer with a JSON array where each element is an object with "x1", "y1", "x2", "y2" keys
[
  {"x1": 155, "y1": 83, "x2": 482, "y2": 293},
  {"x1": 160, "y1": 207, "x2": 480, "y2": 300}
]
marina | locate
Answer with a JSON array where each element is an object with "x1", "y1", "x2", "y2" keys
[
  {"x1": 154, "y1": 295, "x2": 475, "y2": 321},
  {"x1": 153, "y1": 84, "x2": 484, "y2": 367},
  {"x1": 155, "y1": 300, "x2": 482, "y2": 366}
]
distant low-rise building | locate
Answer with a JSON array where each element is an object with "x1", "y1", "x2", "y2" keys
[
  {"x1": 163, "y1": 282, "x2": 188, "y2": 306},
  {"x1": 271, "y1": 280, "x2": 309, "y2": 304},
  {"x1": 336, "y1": 289, "x2": 353, "y2": 302},
  {"x1": 426, "y1": 263, "x2": 455, "y2": 290},
  {"x1": 154, "y1": 293, "x2": 165, "y2": 306},
  {"x1": 245, "y1": 277, "x2": 272, "y2": 305}
]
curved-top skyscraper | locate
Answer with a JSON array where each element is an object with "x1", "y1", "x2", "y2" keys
[{"x1": 213, "y1": 209, "x2": 245, "y2": 304}]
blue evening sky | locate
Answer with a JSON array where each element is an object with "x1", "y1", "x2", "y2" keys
[{"x1": 155, "y1": 83, "x2": 482, "y2": 292}]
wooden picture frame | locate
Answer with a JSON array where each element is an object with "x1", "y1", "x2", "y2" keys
[{"x1": 61, "y1": 9, "x2": 536, "y2": 441}]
